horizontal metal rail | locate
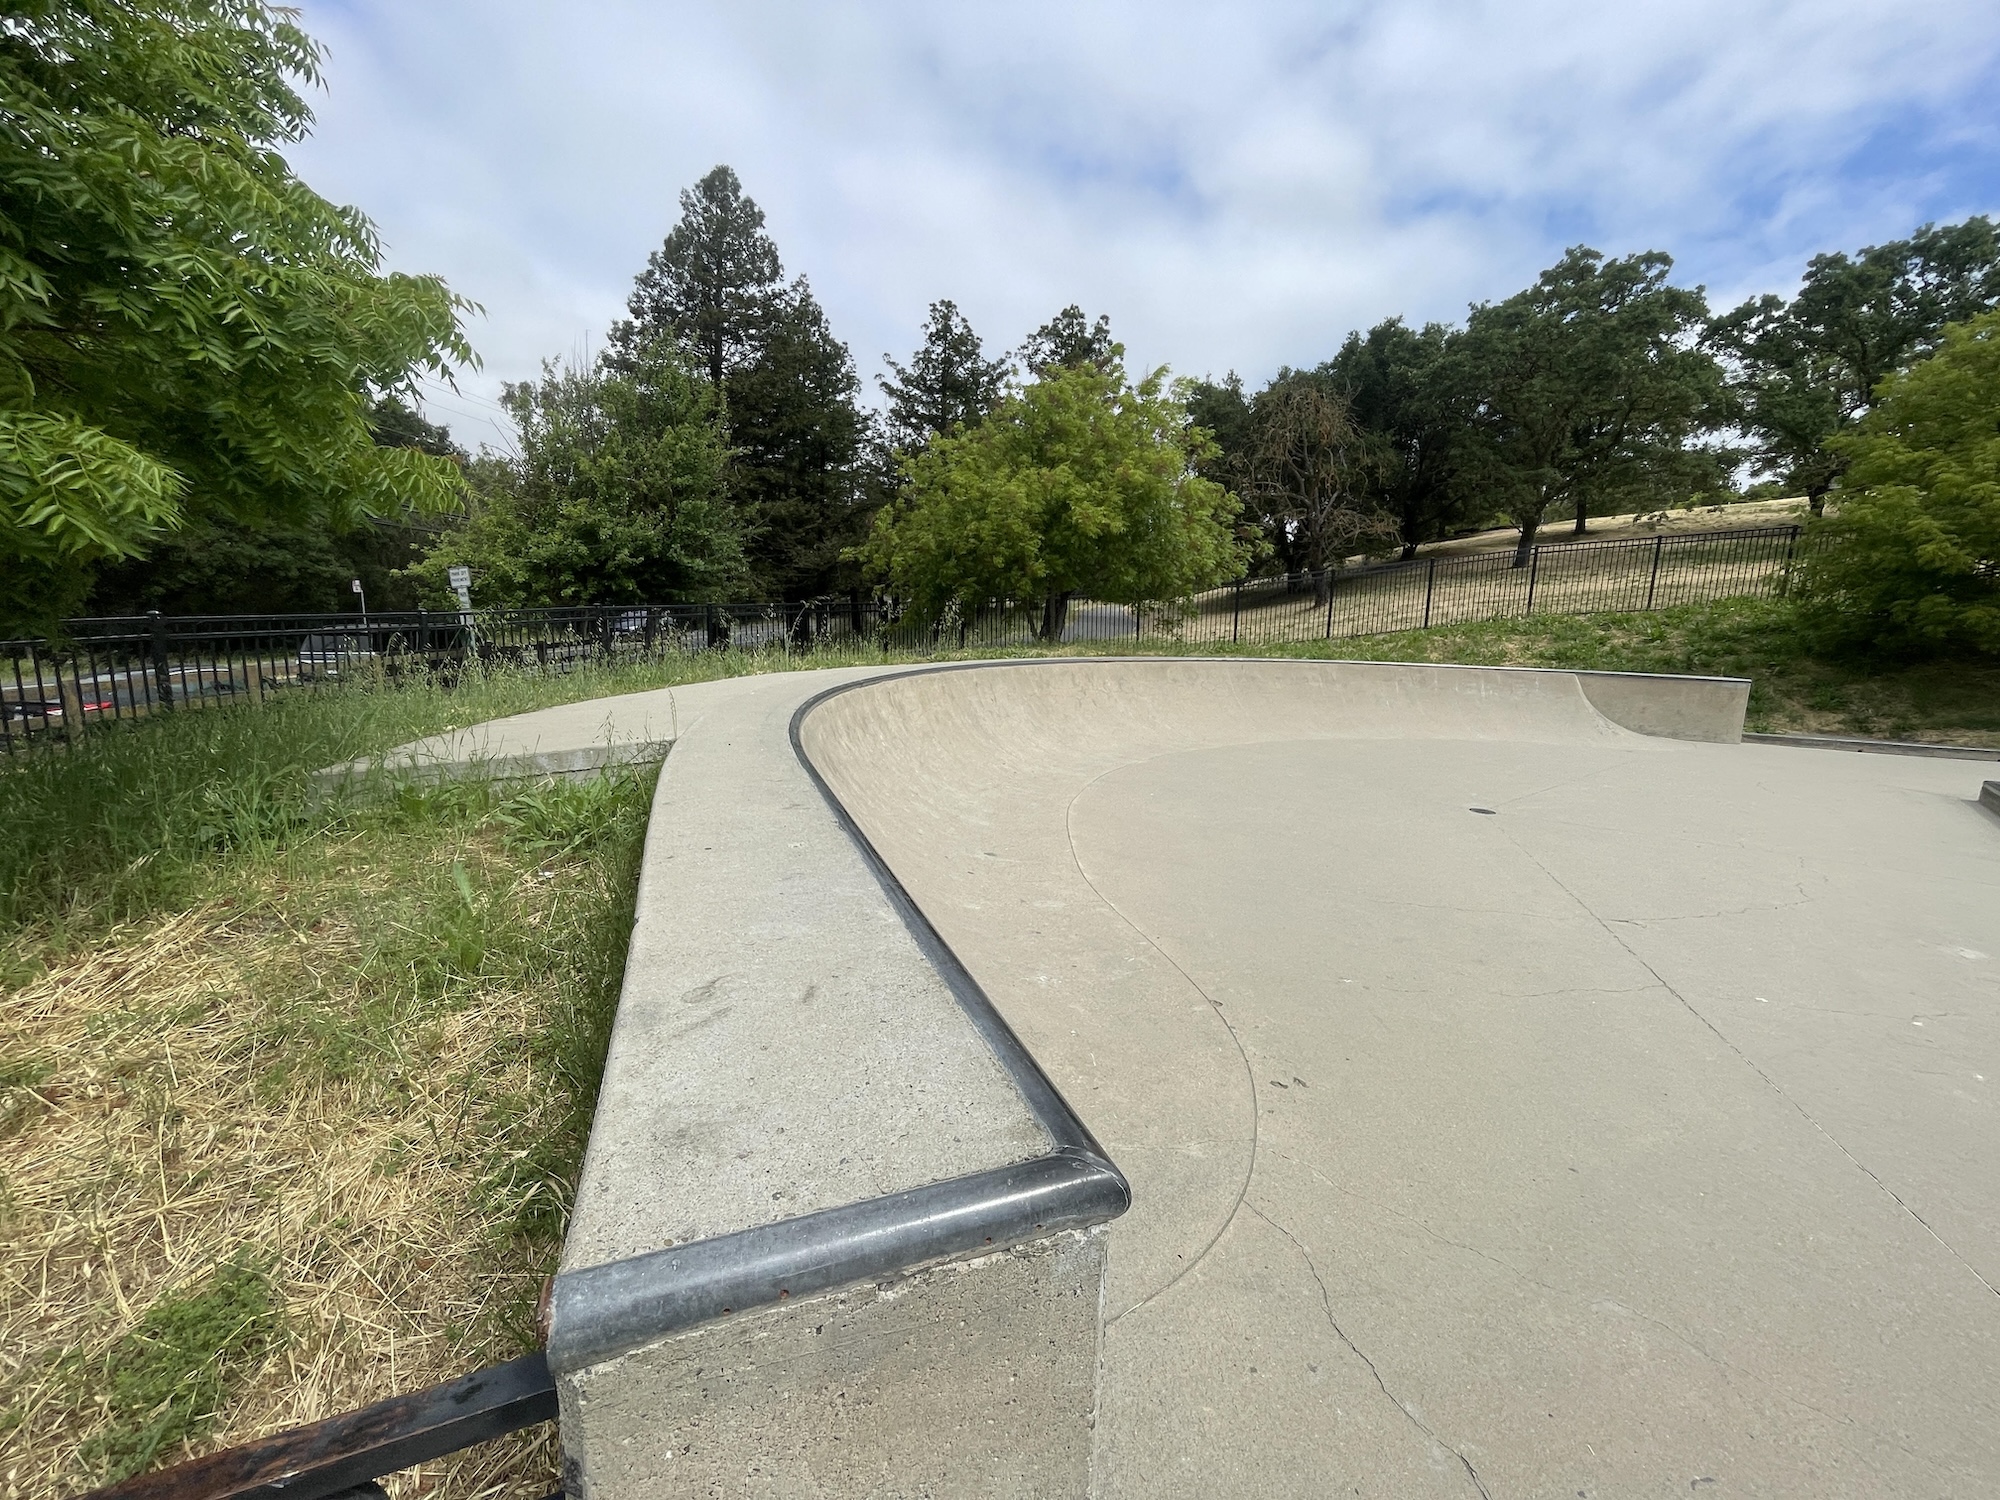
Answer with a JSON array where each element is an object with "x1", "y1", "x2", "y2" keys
[{"x1": 81, "y1": 1353, "x2": 559, "y2": 1500}]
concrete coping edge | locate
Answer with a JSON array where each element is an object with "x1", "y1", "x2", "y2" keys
[
  {"x1": 544, "y1": 667, "x2": 1133, "y2": 1374},
  {"x1": 1743, "y1": 731, "x2": 2000, "y2": 762},
  {"x1": 311, "y1": 739, "x2": 673, "y2": 800},
  {"x1": 541, "y1": 654, "x2": 1749, "y2": 1374}
]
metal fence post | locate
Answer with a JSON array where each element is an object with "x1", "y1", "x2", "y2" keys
[
  {"x1": 1232, "y1": 580, "x2": 1243, "y2": 644},
  {"x1": 1422, "y1": 556, "x2": 1437, "y2": 629},
  {"x1": 1323, "y1": 569, "x2": 1336, "y2": 639},
  {"x1": 1524, "y1": 548, "x2": 1539, "y2": 617},
  {"x1": 147, "y1": 610, "x2": 174, "y2": 711},
  {"x1": 1644, "y1": 534, "x2": 1664, "y2": 611}
]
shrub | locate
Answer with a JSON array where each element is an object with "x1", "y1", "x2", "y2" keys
[{"x1": 1797, "y1": 310, "x2": 2000, "y2": 653}]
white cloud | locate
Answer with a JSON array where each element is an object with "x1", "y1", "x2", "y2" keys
[{"x1": 290, "y1": 0, "x2": 2000, "y2": 449}]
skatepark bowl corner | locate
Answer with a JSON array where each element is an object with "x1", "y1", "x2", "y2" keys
[{"x1": 345, "y1": 656, "x2": 1999, "y2": 1498}]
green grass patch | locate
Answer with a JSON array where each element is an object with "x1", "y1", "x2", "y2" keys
[{"x1": 76, "y1": 1258, "x2": 282, "y2": 1483}]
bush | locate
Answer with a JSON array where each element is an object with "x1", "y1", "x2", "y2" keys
[{"x1": 1797, "y1": 310, "x2": 2000, "y2": 654}]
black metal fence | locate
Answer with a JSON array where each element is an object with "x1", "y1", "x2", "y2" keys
[{"x1": 3, "y1": 523, "x2": 1805, "y2": 758}]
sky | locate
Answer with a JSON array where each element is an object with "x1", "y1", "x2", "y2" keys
[{"x1": 290, "y1": 0, "x2": 2000, "y2": 453}]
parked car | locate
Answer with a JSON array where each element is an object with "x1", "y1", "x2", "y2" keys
[{"x1": 295, "y1": 630, "x2": 377, "y2": 680}]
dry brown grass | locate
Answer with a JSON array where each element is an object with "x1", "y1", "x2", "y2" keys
[{"x1": 1, "y1": 774, "x2": 650, "y2": 1497}]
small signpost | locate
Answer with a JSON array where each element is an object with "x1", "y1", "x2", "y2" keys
[
  {"x1": 447, "y1": 565, "x2": 473, "y2": 621},
  {"x1": 351, "y1": 576, "x2": 367, "y2": 626}
]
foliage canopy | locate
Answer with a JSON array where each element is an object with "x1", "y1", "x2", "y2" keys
[
  {"x1": 1458, "y1": 247, "x2": 1722, "y2": 561},
  {"x1": 879, "y1": 299, "x2": 1010, "y2": 454},
  {"x1": 1711, "y1": 217, "x2": 2000, "y2": 509},
  {"x1": 858, "y1": 358, "x2": 1247, "y2": 633},
  {"x1": 1796, "y1": 310, "x2": 2000, "y2": 655},
  {"x1": 0, "y1": 0, "x2": 475, "y2": 629},
  {"x1": 411, "y1": 340, "x2": 743, "y2": 607}
]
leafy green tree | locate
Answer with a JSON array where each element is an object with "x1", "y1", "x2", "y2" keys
[
  {"x1": 859, "y1": 356, "x2": 1248, "y2": 639},
  {"x1": 1459, "y1": 247, "x2": 1722, "y2": 564},
  {"x1": 879, "y1": 299, "x2": 1011, "y2": 454},
  {"x1": 1325, "y1": 319, "x2": 1480, "y2": 558},
  {"x1": 83, "y1": 395, "x2": 462, "y2": 615},
  {"x1": 1710, "y1": 217, "x2": 2000, "y2": 513},
  {"x1": 1794, "y1": 310, "x2": 2000, "y2": 654},
  {"x1": 614, "y1": 165, "x2": 782, "y2": 389},
  {"x1": 727, "y1": 277, "x2": 870, "y2": 601},
  {"x1": 366, "y1": 393, "x2": 465, "y2": 461},
  {"x1": 0, "y1": 0, "x2": 474, "y2": 631},
  {"x1": 1018, "y1": 305, "x2": 1117, "y2": 376},
  {"x1": 411, "y1": 340, "x2": 743, "y2": 606}
]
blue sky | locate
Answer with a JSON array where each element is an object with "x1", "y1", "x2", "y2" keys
[{"x1": 291, "y1": 0, "x2": 2000, "y2": 452}]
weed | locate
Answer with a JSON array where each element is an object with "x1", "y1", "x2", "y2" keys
[{"x1": 75, "y1": 1257, "x2": 283, "y2": 1483}]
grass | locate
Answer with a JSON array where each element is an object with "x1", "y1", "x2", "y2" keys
[
  {"x1": 1, "y1": 730, "x2": 662, "y2": 1495},
  {"x1": 0, "y1": 602, "x2": 1990, "y2": 1497}
]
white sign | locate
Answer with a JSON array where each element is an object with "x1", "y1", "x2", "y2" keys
[
  {"x1": 447, "y1": 566, "x2": 471, "y2": 591},
  {"x1": 351, "y1": 578, "x2": 363, "y2": 593}
]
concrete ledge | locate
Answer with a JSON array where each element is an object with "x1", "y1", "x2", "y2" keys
[
  {"x1": 1982, "y1": 780, "x2": 2000, "y2": 814},
  {"x1": 1744, "y1": 730, "x2": 2000, "y2": 761},
  {"x1": 310, "y1": 738, "x2": 671, "y2": 800}
]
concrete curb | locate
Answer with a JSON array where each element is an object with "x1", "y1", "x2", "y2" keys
[
  {"x1": 309, "y1": 739, "x2": 672, "y2": 802},
  {"x1": 1742, "y1": 731, "x2": 2000, "y2": 761},
  {"x1": 1982, "y1": 780, "x2": 2000, "y2": 815}
]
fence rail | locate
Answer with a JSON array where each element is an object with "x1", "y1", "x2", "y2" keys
[{"x1": 3, "y1": 524, "x2": 1806, "y2": 758}]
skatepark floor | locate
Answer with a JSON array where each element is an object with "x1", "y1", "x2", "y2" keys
[{"x1": 390, "y1": 660, "x2": 2000, "y2": 1498}]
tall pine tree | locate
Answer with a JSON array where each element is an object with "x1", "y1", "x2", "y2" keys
[
  {"x1": 879, "y1": 300, "x2": 1011, "y2": 453},
  {"x1": 614, "y1": 165, "x2": 782, "y2": 388},
  {"x1": 616, "y1": 167, "x2": 867, "y2": 600}
]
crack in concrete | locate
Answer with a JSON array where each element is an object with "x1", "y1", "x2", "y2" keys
[
  {"x1": 1508, "y1": 833, "x2": 2000, "y2": 1304},
  {"x1": 1244, "y1": 1201, "x2": 1492, "y2": 1500},
  {"x1": 1257, "y1": 1150, "x2": 1937, "y2": 1465},
  {"x1": 1062, "y1": 772, "x2": 1261, "y2": 1329}
]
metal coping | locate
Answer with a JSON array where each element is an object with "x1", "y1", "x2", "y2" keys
[
  {"x1": 545, "y1": 662, "x2": 1136, "y2": 1375},
  {"x1": 542, "y1": 653, "x2": 1749, "y2": 1373}
]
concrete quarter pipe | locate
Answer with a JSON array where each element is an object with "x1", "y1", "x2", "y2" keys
[{"x1": 374, "y1": 658, "x2": 2000, "y2": 1497}]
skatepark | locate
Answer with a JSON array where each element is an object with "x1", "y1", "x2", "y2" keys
[{"x1": 356, "y1": 657, "x2": 2000, "y2": 1498}]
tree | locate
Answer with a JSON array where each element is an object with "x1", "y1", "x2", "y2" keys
[
  {"x1": 726, "y1": 277, "x2": 870, "y2": 601},
  {"x1": 1018, "y1": 305, "x2": 1117, "y2": 376},
  {"x1": 366, "y1": 393, "x2": 465, "y2": 461},
  {"x1": 1182, "y1": 373, "x2": 1254, "y2": 486},
  {"x1": 1239, "y1": 375, "x2": 1395, "y2": 596},
  {"x1": 614, "y1": 165, "x2": 782, "y2": 389},
  {"x1": 858, "y1": 356, "x2": 1248, "y2": 639},
  {"x1": 1710, "y1": 217, "x2": 2000, "y2": 513},
  {"x1": 1793, "y1": 310, "x2": 2000, "y2": 655},
  {"x1": 410, "y1": 339, "x2": 743, "y2": 607},
  {"x1": 1325, "y1": 319, "x2": 1479, "y2": 558},
  {"x1": 1458, "y1": 247, "x2": 1722, "y2": 565},
  {"x1": 612, "y1": 169, "x2": 865, "y2": 603},
  {"x1": 879, "y1": 300, "x2": 1010, "y2": 454},
  {"x1": 0, "y1": 0, "x2": 474, "y2": 631}
]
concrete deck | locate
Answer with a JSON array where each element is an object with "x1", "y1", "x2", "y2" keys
[{"x1": 363, "y1": 659, "x2": 1999, "y2": 1497}]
